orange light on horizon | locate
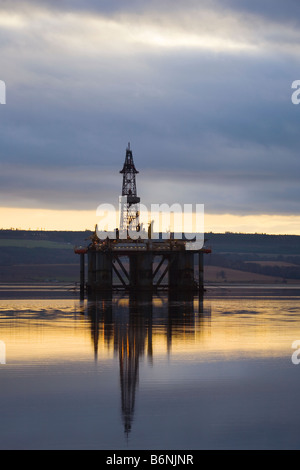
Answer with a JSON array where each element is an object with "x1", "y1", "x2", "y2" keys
[{"x1": 1, "y1": 207, "x2": 300, "y2": 236}]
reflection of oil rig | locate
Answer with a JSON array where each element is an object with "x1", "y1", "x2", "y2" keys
[
  {"x1": 75, "y1": 144, "x2": 211, "y2": 295},
  {"x1": 84, "y1": 291, "x2": 210, "y2": 436}
]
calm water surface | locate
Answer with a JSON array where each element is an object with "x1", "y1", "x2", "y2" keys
[{"x1": 0, "y1": 284, "x2": 300, "y2": 450}]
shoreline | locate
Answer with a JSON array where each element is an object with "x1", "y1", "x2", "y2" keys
[{"x1": 0, "y1": 281, "x2": 300, "y2": 300}]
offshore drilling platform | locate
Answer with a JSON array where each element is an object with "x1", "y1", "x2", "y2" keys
[{"x1": 75, "y1": 144, "x2": 211, "y2": 295}]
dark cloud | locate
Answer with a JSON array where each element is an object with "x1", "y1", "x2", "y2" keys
[
  {"x1": 3, "y1": 0, "x2": 300, "y2": 21},
  {"x1": 0, "y1": 0, "x2": 156, "y2": 16},
  {"x1": 0, "y1": 1, "x2": 300, "y2": 220},
  {"x1": 221, "y1": 0, "x2": 300, "y2": 25}
]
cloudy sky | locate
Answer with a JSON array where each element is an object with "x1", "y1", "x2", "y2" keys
[{"x1": 1, "y1": 0, "x2": 300, "y2": 233}]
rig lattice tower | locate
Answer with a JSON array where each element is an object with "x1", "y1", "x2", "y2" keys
[{"x1": 119, "y1": 143, "x2": 140, "y2": 236}]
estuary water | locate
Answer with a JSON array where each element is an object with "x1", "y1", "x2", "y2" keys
[{"x1": 0, "y1": 284, "x2": 300, "y2": 450}]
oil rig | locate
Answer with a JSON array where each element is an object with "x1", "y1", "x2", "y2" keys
[{"x1": 75, "y1": 144, "x2": 211, "y2": 295}]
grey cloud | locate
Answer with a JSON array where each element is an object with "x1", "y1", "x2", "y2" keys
[
  {"x1": 0, "y1": 164, "x2": 121, "y2": 210},
  {"x1": 3, "y1": 0, "x2": 300, "y2": 22},
  {"x1": 0, "y1": 1, "x2": 300, "y2": 218},
  {"x1": 221, "y1": 0, "x2": 300, "y2": 25},
  {"x1": 0, "y1": 0, "x2": 158, "y2": 16}
]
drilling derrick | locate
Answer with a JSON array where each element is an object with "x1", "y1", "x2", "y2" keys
[{"x1": 119, "y1": 143, "x2": 140, "y2": 236}]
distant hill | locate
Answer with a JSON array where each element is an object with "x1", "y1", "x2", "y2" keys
[
  {"x1": 0, "y1": 230, "x2": 92, "y2": 282},
  {"x1": 0, "y1": 229, "x2": 92, "y2": 245},
  {"x1": 204, "y1": 232, "x2": 300, "y2": 282},
  {"x1": 205, "y1": 232, "x2": 300, "y2": 256},
  {"x1": 0, "y1": 229, "x2": 299, "y2": 283}
]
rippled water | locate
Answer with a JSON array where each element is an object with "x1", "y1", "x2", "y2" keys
[{"x1": 0, "y1": 284, "x2": 300, "y2": 449}]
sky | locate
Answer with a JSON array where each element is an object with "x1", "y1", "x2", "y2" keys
[{"x1": 1, "y1": 0, "x2": 300, "y2": 233}]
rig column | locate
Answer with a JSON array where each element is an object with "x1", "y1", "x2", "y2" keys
[
  {"x1": 95, "y1": 251, "x2": 113, "y2": 291},
  {"x1": 87, "y1": 250, "x2": 96, "y2": 292},
  {"x1": 198, "y1": 251, "x2": 204, "y2": 292},
  {"x1": 169, "y1": 251, "x2": 195, "y2": 291},
  {"x1": 129, "y1": 252, "x2": 153, "y2": 291},
  {"x1": 80, "y1": 252, "x2": 85, "y2": 297}
]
